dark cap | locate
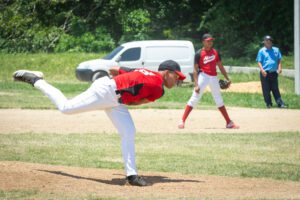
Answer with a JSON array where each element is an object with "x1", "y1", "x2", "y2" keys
[
  {"x1": 263, "y1": 35, "x2": 273, "y2": 41},
  {"x1": 158, "y1": 60, "x2": 186, "y2": 80},
  {"x1": 202, "y1": 33, "x2": 214, "y2": 41}
]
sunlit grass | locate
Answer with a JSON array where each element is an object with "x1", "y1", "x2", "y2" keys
[{"x1": 0, "y1": 132, "x2": 299, "y2": 181}]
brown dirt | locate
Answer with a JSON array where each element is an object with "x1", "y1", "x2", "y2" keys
[
  {"x1": 1, "y1": 108, "x2": 300, "y2": 199},
  {"x1": 206, "y1": 81, "x2": 286, "y2": 94},
  {"x1": 1, "y1": 108, "x2": 300, "y2": 134},
  {"x1": 1, "y1": 161, "x2": 299, "y2": 200}
]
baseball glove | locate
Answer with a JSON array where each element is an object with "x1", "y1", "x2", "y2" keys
[{"x1": 219, "y1": 79, "x2": 230, "y2": 89}]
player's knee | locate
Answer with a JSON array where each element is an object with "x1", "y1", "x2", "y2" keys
[
  {"x1": 187, "y1": 101, "x2": 196, "y2": 108},
  {"x1": 188, "y1": 97, "x2": 200, "y2": 108},
  {"x1": 213, "y1": 95, "x2": 224, "y2": 107},
  {"x1": 216, "y1": 101, "x2": 224, "y2": 108}
]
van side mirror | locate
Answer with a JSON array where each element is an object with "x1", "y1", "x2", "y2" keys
[{"x1": 116, "y1": 56, "x2": 121, "y2": 62}]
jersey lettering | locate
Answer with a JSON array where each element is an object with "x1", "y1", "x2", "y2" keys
[
  {"x1": 203, "y1": 55, "x2": 216, "y2": 64},
  {"x1": 134, "y1": 69, "x2": 155, "y2": 76}
]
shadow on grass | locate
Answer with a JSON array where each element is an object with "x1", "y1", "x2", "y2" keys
[{"x1": 38, "y1": 169, "x2": 202, "y2": 186}]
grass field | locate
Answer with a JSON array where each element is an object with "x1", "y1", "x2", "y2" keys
[
  {"x1": 0, "y1": 53, "x2": 295, "y2": 83},
  {"x1": 1, "y1": 73, "x2": 300, "y2": 109},
  {"x1": 222, "y1": 54, "x2": 294, "y2": 69},
  {"x1": 1, "y1": 53, "x2": 299, "y2": 109},
  {"x1": 0, "y1": 53, "x2": 299, "y2": 199},
  {"x1": 0, "y1": 132, "x2": 299, "y2": 182}
]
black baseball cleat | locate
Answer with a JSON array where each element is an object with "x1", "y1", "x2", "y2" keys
[
  {"x1": 13, "y1": 70, "x2": 44, "y2": 86},
  {"x1": 125, "y1": 175, "x2": 148, "y2": 186}
]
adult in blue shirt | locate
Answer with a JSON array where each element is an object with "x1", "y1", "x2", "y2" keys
[{"x1": 256, "y1": 35, "x2": 287, "y2": 108}]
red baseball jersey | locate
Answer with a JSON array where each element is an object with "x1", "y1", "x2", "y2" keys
[
  {"x1": 113, "y1": 68, "x2": 164, "y2": 105},
  {"x1": 195, "y1": 48, "x2": 221, "y2": 76}
]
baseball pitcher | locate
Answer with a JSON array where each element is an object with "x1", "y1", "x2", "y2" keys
[{"x1": 13, "y1": 60, "x2": 185, "y2": 186}]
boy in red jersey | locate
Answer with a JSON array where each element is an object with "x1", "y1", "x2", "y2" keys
[
  {"x1": 178, "y1": 34, "x2": 239, "y2": 129},
  {"x1": 13, "y1": 60, "x2": 185, "y2": 187}
]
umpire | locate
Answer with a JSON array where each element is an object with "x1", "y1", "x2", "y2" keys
[{"x1": 256, "y1": 35, "x2": 287, "y2": 108}]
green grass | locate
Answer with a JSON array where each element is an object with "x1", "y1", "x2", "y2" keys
[
  {"x1": 0, "y1": 189, "x2": 38, "y2": 200},
  {"x1": 0, "y1": 53, "x2": 294, "y2": 82},
  {"x1": 223, "y1": 54, "x2": 294, "y2": 69},
  {"x1": 1, "y1": 72, "x2": 299, "y2": 109},
  {"x1": 0, "y1": 189, "x2": 96, "y2": 200},
  {"x1": 1, "y1": 53, "x2": 299, "y2": 199},
  {"x1": 0, "y1": 53, "x2": 105, "y2": 82},
  {"x1": 1, "y1": 53, "x2": 299, "y2": 109},
  {"x1": 0, "y1": 132, "x2": 299, "y2": 181},
  {"x1": 0, "y1": 81, "x2": 90, "y2": 109}
]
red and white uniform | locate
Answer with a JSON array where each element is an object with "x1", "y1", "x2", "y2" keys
[
  {"x1": 114, "y1": 68, "x2": 164, "y2": 104},
  {"x1": 197, "y1": 48, "x2": 221, "y2": 76},
  {"x1": 33, "y1": 68, "x2": 164, "y2": 177},
  {"x1": 187, "y1": 48, "x2": 224, "y2": 108}
]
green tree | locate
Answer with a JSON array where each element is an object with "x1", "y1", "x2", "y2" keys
[
  {"x1": 204, "y1": 0, "x2": 293, "y2": 58},
  {"x1": 119, "y1": 9, "x2": 151, "y2": 43},
  {"x1": 0, "y1": 0, "x2": 294, "y2": 56}
]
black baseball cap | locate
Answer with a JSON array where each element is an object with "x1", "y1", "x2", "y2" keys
[
  {"x1": 158, "y1": 60, "x2": 186, "y2": 80},
  {"x1": 263, "y1": 35, "x2": 273, "y2": 41},
  {"x1": 202, "y1": 33, "x2": 215, "y2": 41}
]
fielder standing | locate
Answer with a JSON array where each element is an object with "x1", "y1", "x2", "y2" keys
[
  {"x1": 178, "y1": 33, "x2": 239, "y2": 129},
  {"x1": 13, "y1": 60, "x2": 185, "y2": 187}
]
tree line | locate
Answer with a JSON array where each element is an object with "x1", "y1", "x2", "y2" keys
[{"x1": 0, "y1": 0, "x2": 293, "y2": 59}]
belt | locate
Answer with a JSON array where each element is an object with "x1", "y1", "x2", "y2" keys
[
  {"x1": 109, "y1": 79, "x2": 123, "y2": 103},
  {"x1": 265, "y1": 70, "x2": 276, "y2": 74},
  {"x1": 115, "y1": 90, "x2": 123, "y2": 104}
]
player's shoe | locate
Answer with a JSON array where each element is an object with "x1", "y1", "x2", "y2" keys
[
  {"x1": 266, "y1": 104, "x2": 272, "y2": 109},
  {"x1": 13, "y1": 70, "x2": 44, "y2": 86},
  {"x1": 278, "y1": 104, "x2": 288, "y2": 108},
  {"x1": 226, "y1": 121, "x2": 239, "y2": 129},
  {"x1": 178, "y1": 121, "x2": 185, "y2": 129},
  {"x1": 125, "y1": 175, "x2": 148, "y2": 186}
]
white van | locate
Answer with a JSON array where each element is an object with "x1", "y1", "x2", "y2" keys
[{"x1": 75, "y1": 40, "x2": 195, "y2": 82}]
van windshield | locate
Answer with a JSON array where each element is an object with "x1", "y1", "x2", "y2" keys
[{"x1": 102, "y1": 46, "x2": 124, "y2": 60}]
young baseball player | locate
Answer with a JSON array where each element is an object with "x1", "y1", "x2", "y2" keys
[
  {"x1": 13, "y1": 60, "x2": 185, "y2": 187},
  {"x1": 178, "y1": 33, "x2": 239, "y2": 129}
]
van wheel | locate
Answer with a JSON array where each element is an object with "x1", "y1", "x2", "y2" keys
[{"x1": 92, "y1": 71, "x2": 108, "y2": 82}]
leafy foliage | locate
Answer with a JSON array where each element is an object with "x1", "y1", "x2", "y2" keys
[
  {"x1": 118, "y1": 9, "x2": 151, "y2": 43},
  {"x1": 55, "y1": 27, "x2": 115, "y2": 52},
  {"x1": 0, "y1": 0, "x2": 293, "y2": 58}
]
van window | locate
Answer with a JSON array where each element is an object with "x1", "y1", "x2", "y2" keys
[
  {"x1": 103, "y1": 46, "x2": 124, "y2": 60},
  {"x1": 120, "y1": 47, "x2": 141, "y2": 61},
  {"x1": 145, "y1": 46, "x2": 189, "y2": 61}
]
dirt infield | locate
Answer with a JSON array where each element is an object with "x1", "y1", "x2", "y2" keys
[
  {"x1": 1, "y1": 108, "x2": 300, "y2": 199},
  {"x1": 1, "y1": 161, "x2": 300, "y2": 199},
  {"x1": 1, "y1": 107, "x2": 300, "y2": 134}
]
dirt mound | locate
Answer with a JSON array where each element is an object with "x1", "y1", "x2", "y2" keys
[{"x1": 1, "y1": 161, "x2": 299, "y2": 199}]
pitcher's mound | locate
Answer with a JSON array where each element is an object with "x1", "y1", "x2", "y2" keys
[{"x1": 1, "y1": 161, "x2": 299, "y2": 199}]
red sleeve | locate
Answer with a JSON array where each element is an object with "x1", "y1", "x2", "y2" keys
[{"x1": 118, "y1": 67, "x2": 136, "y2": 74}]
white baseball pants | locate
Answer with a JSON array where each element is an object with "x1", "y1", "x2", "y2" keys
[
  {"x1": 187, "y1": 72, "x2": 224, "y2": 108},
  {"x1": 34, "y1": 76, "x2": 138, "y2": 176}
]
